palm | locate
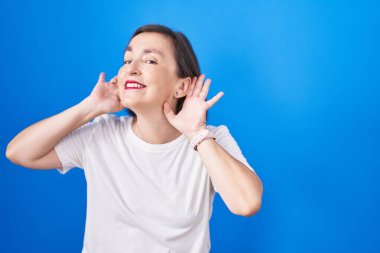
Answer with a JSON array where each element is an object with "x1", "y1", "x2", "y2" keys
[{"x1": 90, "y1": 72, "x2": 123, "y2": 114}]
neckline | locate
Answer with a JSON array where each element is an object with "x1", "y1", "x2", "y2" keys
[{"x1": 125, "y1": 116, "x2": 187, "y2": 152}]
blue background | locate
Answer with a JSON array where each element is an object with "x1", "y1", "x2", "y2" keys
[{"x1": 1, "y1": 0, "x2": 379, "y2": 252}]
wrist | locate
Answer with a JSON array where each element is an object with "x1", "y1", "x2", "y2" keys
[
  {"x1": 80, "y1": 97, "x2": 104, "y2": 119},
  {"x1": 188, "y1": 128, "x2": 216, "y2": 151},
  {"x1": 185, "y1": 127, "x2": 207, "y2": 141}
]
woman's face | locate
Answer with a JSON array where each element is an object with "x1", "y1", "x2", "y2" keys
[{"x1": 117, "y1": 32, "x2": 187, "y2": 114}]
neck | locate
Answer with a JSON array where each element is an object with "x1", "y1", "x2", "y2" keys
[{"x1": 131, "y1": 111, "x2": 182, "y2": 144}]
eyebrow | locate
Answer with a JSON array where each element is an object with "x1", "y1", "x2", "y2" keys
[{"x1": 124, "y1": 46, "x2": 164, "y2": 57}]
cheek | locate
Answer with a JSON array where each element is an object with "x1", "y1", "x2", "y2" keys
[
  {"x1": 153, "y1": 80, "x2": 174, "y2": 96},
  {"x1": 118, "y1": 64, "x2": 128, "y2": 75},
  {"x1": 155, "y1": 70, "x2": 177, "y2": 87}
]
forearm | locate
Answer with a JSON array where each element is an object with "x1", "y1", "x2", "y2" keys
[
  {"x1": 195, "y1": 138, "x2": 263, "y2": 216},
  {"x1": 6, "y1": 97, "x2": 101, "y2": 163}
]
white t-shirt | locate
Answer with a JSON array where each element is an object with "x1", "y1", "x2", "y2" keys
[{"x1": 54, "y1": 114, "x2": 255, "y2": 253}]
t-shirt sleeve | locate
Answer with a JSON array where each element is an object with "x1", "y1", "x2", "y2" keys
[
  {"x1": 54, "y1": 117, "x2": 99, "y2": 175},
  {"x1": 209, "y1": 125, "x2": 256, "y2": 193}
]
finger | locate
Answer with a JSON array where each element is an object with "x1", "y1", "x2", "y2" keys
[
  {"x1": 192, "y1": 76, "x2": 198, "y2": 85},
  {"x1": 163, "y1": 102, "x2": 176, "y2": 124},
  {"x1": 199, "y1": 79, "x2": 211, "y2": 100},
  {"x1": 188, "y1": 77, "x2": 197, "y2": 97},
  {"x1": 111, "y1": 86, "x2": 120, "y2": 96},
  {"x1": 194, "y1": 74, "x2": 205, "y2": 97},
  {"x1": 109, "y1": 77, "x2": 118, "y2": 86},
  {"x1": 187, "y1": 82, "x2": 195, "y2": 97},
  {"x1": 98, "y1": 72, "x2": 105, "y2": 83},
  {"x1": 206, "y1": 91, "x2": 224, "y2": 109},
  {"x1": 110, "y1": 75, "x2": 118, "y2": 83}
]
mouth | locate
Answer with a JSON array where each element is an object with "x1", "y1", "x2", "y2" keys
[{"x1": 124, "y1": 80, "x2": 147, "y2": 90}]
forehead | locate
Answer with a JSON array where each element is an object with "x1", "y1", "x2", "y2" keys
[{"x1": 125, "y1": 32, "x2": 173, "y2": 57}]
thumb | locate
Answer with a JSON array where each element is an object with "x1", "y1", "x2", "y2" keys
[{"x1": 163, "y1": 102, "x2": 176, "y2": 123}]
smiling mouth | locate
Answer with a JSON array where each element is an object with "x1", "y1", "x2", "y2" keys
[{"x1": 124, "y1": 82, "x2": 147, "y2": 90}]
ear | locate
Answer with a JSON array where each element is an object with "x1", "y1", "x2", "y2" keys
[{"x1": 174, "y1": 77, "x2": 192, "y2": 98}]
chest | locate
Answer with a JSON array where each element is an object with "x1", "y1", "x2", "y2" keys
[{"x1": 85, "y1": 142, "x2": 213, "y2": 228}]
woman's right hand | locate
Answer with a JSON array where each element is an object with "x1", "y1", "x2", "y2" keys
[{"x1": 87, "y1": 72, "x2": 124, "y2": 114}]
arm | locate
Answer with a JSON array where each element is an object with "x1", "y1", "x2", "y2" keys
[
  {"x1": 163, "y1": 74, "x2": 263, "y2": 217},
  {"x1": 6, "y1": 72, "x2": 122, "y2": 169},
  {"x1": 192, "y1": 137, "x2": 263, "y2": 217},
  {"x1": 6, "y1": 98, "x2": 100, "y2": 168}
]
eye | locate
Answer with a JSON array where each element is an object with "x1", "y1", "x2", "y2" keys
[
  {"x1": 145, "y1": 60, "x2": 157, "y2": 64},
  {"x1": 123, "y1": 59, "x2": 157, "y2": 65}
]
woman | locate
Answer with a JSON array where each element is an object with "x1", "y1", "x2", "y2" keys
[{"x1": 6, "y1": 24, "x2": 263, "y2": 253}]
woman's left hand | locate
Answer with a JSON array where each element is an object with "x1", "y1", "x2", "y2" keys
[{"x1": 163, "y1": 74, "x2": 224, "y2": 140}]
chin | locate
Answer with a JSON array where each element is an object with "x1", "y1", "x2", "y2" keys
[
  {"x1": 121, "y1": 100, "x2": 138, "y2": 109},
  {"x1": 120, "y1": 97, "x2": 147, "y2": 109}
]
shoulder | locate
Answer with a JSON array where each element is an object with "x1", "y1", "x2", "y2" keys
[
  {"x1": 91, "y1": 113, "x2": 131, "y2": 126},
  {"x1": 207, "y1": 124, "x2": 230, "y2": 137},
  {"x1": 89, "y1": 114, "x2": 131, "y2": 134},
  {"x1": 92, "y1": 113, "x2": 120, "y2": 124},
  {"x1": 207, "y1": 124, "x2": 240, "y2": 146}
]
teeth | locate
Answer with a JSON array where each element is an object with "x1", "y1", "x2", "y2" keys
[{"x1": 125, "y1": 83, "x2": 145, "y2": 88}]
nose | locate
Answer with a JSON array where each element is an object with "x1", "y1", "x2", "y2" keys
[{"x1": 126, "y1": 60, "x2": 141, "y2": 76}]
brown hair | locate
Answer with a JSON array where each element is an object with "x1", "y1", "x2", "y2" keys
[{"x1": 124, "y1": 24, "x2": 208, "y2": 120}]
